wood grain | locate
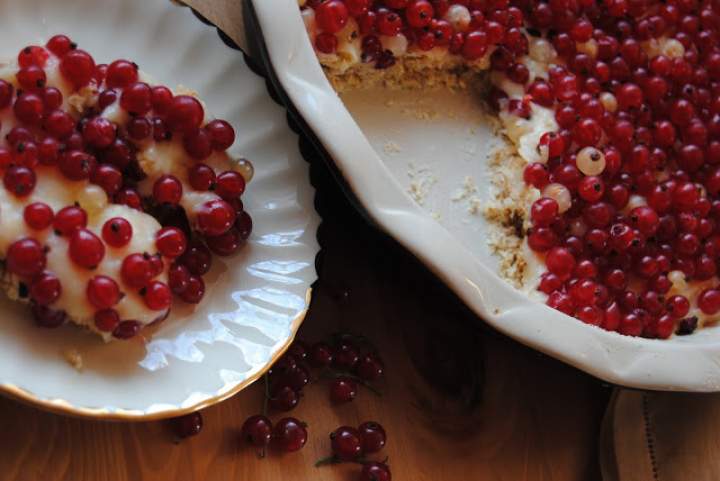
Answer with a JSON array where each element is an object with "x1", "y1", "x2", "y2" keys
[
  {"x1": 0, "y1": 133, "x2": 608, "y2": 481},
  {"x1": 0, "y1": 1, "x2": 609, "y2": 480}
]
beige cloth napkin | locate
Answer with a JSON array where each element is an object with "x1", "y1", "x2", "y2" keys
[
  {"x1": 181, "y1": 0, "x2": 247, "y2": 52},
  {"x1": 602, "y1": 389, "x2": 720, "y2": 480}
]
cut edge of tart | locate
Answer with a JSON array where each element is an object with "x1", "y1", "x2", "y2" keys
[
  {"x1": 0, "y1": 35, "x2": 254, "y2": 341},
  {"x1": 300, "y1": 0, "x2": 720, "y2": 339}
]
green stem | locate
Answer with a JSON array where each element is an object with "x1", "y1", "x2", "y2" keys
[
  {"x1": 315, "y1": 455, "x2": 340, "y2": 467},
  {"x1": 319, "y1": 369, "x2": 382, "y2": 396}
]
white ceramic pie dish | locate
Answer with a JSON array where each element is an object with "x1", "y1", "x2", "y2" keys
[
  {"x1": 0, "y1": 0, "x2": 319, "y2": 419},
  {"x1": 251, "y1": 0, "x2": 720, "y2": 392}
]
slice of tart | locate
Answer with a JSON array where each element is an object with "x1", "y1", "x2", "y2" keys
[
  {"x1": 300, "y1": 0, "x2": 720, "y2": 339},
  {"x1": 0, "y1": 35, "x2": 253, "y2": 341}
]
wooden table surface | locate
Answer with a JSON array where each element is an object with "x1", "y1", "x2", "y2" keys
[{"x1": 0, "y1": 2, "x2": 611, "y2": 480}]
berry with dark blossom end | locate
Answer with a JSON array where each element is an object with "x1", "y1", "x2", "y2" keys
[
  {"x1": 241, "y1": 415, "x2": 273, "y2": 448},
  {"x1": 106, "y1": 59, "x2": 138, "y2": 89},
  {"x1": 330, "y1": 426, "x2": 363, "y2": 460},
  {"x1": 173, "y1": 411, "x2": 203, "y2": 438},
  {"x1": 7, "y1": 238, "x2": 46, "y2": 278},
  {"x1": 269, "y1": 385, "x2": 300, "y2": 412},
  {"x1": 358, "y1": 421, "x2": 386, "y2": 453},
  {"x1": 4, "y1": 165, "x2": 36, "y2": 197},
  {"x1": 69, "y1": 228, "x2": 105, "y2": 269},
  {"x1": 310, "y1": 342, "x2": 334, "y2": 367},
  {"x1": 330, "y1": 377, "x2": 358, "y2": 403},
  {"x1": 333, "y1": 342, "x2": 360, "y2": 370},
  {"x1": 360, "y1": 462, "x2": 392, "y2": 481},
  {"x1": 272, "y1": 417, "x2": 307, "y2": 452},
  {"x1": 355, "y1": 354, "x2": 384, "y2": 381},
  {"x1": 102, "y1": 217, "x2": 132, "y2": 247}
]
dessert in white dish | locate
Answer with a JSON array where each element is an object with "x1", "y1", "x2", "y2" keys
[{"x1": 0, "y1": 35, "x2": 253, "y2": 341}]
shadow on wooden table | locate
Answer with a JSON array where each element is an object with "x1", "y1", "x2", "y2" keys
[{"x1": 0, "y1": 129, "x2": 609, "y2": 481}]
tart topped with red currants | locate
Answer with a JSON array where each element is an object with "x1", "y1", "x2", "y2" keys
[
  {"x1": 0, "y1": 35, "x2": 253, "y2": 341},
  {"x1": 301, "y1": 0, "x2": 720, "y2": 339}
]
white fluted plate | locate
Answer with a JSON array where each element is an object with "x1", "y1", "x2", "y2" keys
[
  {"x1": 255, "y1": 0, "x2": 720, "y2": 392},
  {"x1": 0, "y1": 0, "x2": 319, "y2": 419}
]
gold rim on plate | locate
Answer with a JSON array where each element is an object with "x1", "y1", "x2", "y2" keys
[{"x1": 0, "y1": 288, "x2": 311, "y2": 421}]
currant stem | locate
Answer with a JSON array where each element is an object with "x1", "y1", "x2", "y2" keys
[
  {"x1": 320, "y1": 369, "x2": 382, "y2": 396},
  {"x1": 314, "y1": 455, "x2": 341, "y2": 467}
]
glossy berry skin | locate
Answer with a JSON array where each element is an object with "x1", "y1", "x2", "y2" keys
[
  {"x1": 112, "y1": 320, "x2": 141, "y2": 340},
  {"x1": 306, "y1": 344, "x2": 333, "y2": 370},
  {"x1": 361, "y1": 462, "x2": 392, "y2": 481},
  {"x1": 188, "y1": 163, "x2": 216, "y2": 191},
  {"x1": 196, "y1": 199, "x2": 236, "y2": 236},
  {"x1": 205, "y1": 120, "x2": 235, "y2": 150},
  {"x1": 173, "y1": 412, "x2": 203, "y2": 438},
  {"x1": 102, "y1": 217, "x2": 133, "y2": 247},
  {"x1": 31, "y1": 304, "x2": 66, "y2": 328},
  {"x1": 30, "y1": 272, "x2": 62, "y2": 306},
  {"x1": 269, "y1": 385, "x2": 300, "y2": 412},
  {"x1": 17, "y1": 65, "x2": 47, "y2": 91},
  {"x1": 153, "y1": 175, "x2": 183, "y2": 205},
  {"x1": 166, "y1": 95, "x2": 204, "y2": 134},
  {"x1": 168, "y1": 263, "x2": 191, "y2": 294},
  {"x1": 143, "y1": 281, "x2": 171, "y2": 311},
  {"x1": 179, "y1": 243, "x2": 212, "y2": 276},
  {"x1": 179, "y1": 275, "x2": 205, "y2": 304},
  {"x1": 59, "y1": 150, "x2": 97, "y2": 181},
  {"x1": 156, "y1": 227, "x2": 187, "y2": 258},
  {"x1": 106, "y1": 59, "x2": 138, "y2": 89},
  {"x1": 332, "y1": 342, "x2": 360, "y2": 370},
  {"x1": 7, "y1": 238, "x2": 46, "y2": 278},
  {"x1": 4, "y1": 166, "x2": 36, "y2": 197},
  {"x1": 23, "y1": 203, "x2": 53, "y2": 230},
  {"x1": 69, "y1": 228, "x2": 105, "y2": 269},
  {"x1": 121, "y1": 253, "x2": 153, "y2": 288},
  {"x1": 120, "y1": 82, "x2": 152, "y2": 114},
  {"x1": 18, "y1": 45, "x2": 48, "y2": 68},
  {"x1": 94, "y1": 308, "x2": 120, "y2": 332},
  {"x1": 330, "y1": 377, "x2": 358, "y2": 403},
  {"x1": 355, "y1": 354, "x2": 384, "y2": 381},
  {"x1": 46, "y1": 35, "x2": 72, "y2": 56},
  {"x1": 241, "y1": 415, "x2": 273, "y2": 447},
  {"x1": 53, "y1": 206, "x2": 87, "y2": 236},
  {"x1": 278, "y1": 365, "x2": 311, "y2": 392},
  {"x1": 358, "y1": 421, "x2": 387, "y2": 454},
  {"x1": 86, "y1": 275, "x2": 121, "y2": 309},
  {"x1": 215, "y1": 171, "x2": 246, "y2": 200},
  {"x1": 205, "y1": 228, "x2": 244, "y2": 257},
  {"x1": 183, "y1": 128, "x2": 212, "y2": 160},
  {"x1": 330, "y1": 426, "x2": 363, "y2": 460},
  {"x1": 272, "y1": 417, "x2": 307, "y2": 452},
  {"x1": 91, "y1": 164, "x2": 123, "y2": 195},
  {"x1": 315, "y1": 0, "x2": 349, "y2": 33},
  {"x1": 82, "y1": 117, "x2": 116, "y2": 148},
  {"x1": 14, "y1": 92, "x2": 45, "y2": 125},
  {"x1": 59, "y1": 49, "x2": 95, "y2": 88}
]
